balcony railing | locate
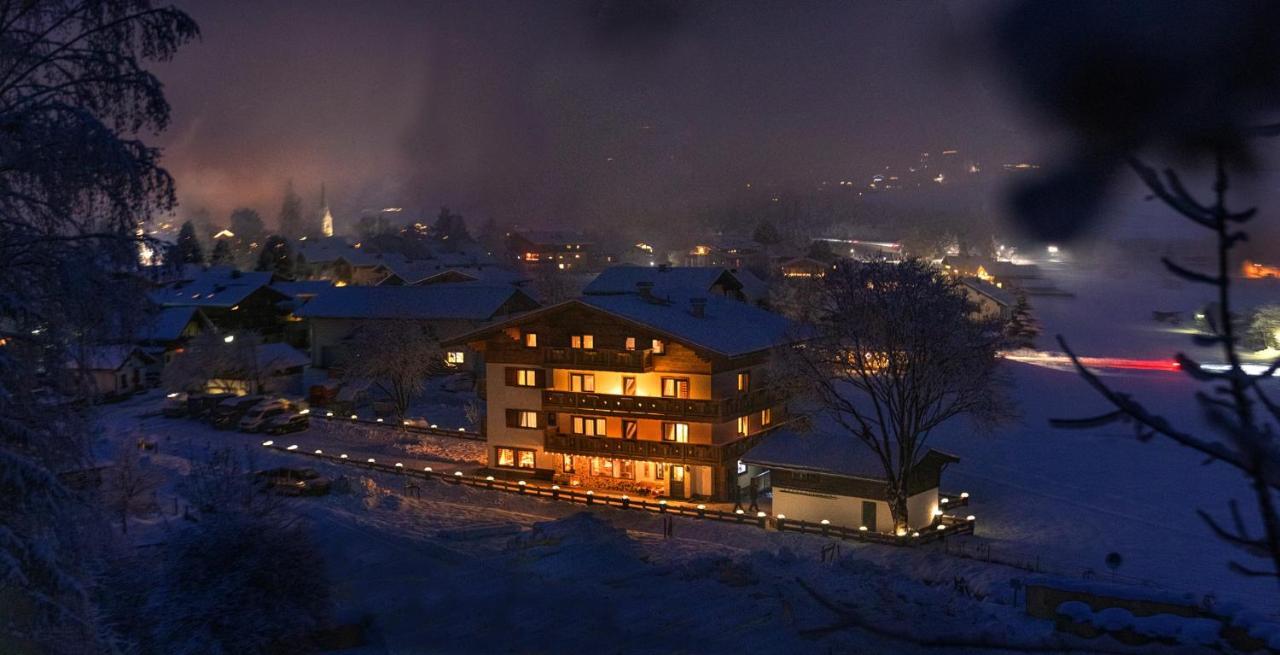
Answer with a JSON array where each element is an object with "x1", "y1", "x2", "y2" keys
[
  {"x1": 544, "y1": 432, "x2": 722, "y2": 466},
  {"x1": 542, "y1": 386, "x2": 780, "y2": 421},
  {"x1": 543, "y1": 424, "x2": 780, "y2": 466},
  {"x1": 542, "y1": 347, "x2": 653, "y2": 372}
]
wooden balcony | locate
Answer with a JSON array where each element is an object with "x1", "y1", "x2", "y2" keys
[
  {"x1": 542, "y1": 347, "x2": 653, "y2": 372},
  {"x1": 542, "y1": 386, "x2": 781, "y2": 421},
  {"x1": 543, "y1": 427, "x2": 775, "y2": 467},
  {"x1": 544, "y1": 432, "x2": 722, "y2": 466}
]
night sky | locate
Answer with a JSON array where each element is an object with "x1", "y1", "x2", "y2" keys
[{"x1": 155, "y1": 0, "x2": 1035, "y2": 231}]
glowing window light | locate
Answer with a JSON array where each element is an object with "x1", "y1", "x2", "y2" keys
[
  {"x1": 286, "y1": 444, "x2": 298, "y2": 451},
  {"x1": 314, "y1": 449, "x2": 323, "y2": 454},
  {"x1": 261, "y1": 440, "x2": 273, "y2": 446}
]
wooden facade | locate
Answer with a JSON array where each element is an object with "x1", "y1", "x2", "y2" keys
[{"x1": 452, "y1": 300, "x2": 791, "y2": 501}]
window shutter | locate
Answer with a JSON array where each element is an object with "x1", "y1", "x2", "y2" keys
[
  {"x1": 535, "y1": 369, "x2": 548, "y2": 388},
  {"x1": 505, "y1": 409, "x2": 519, "y2": 427},
  {"x1": 504, "y1": 367, "x2": 517, "y2": 386}
]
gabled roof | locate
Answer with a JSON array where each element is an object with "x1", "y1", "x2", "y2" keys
[
  {"x1": 742, "y1": 424, "x2": 959, "y2": 480},
  {"x1": 151, "y1": 267, "x2": 284, "y2": 309},
  {"x1": 448, "y1": 293, "x2": 796, "y2": 358},
  {"x1": 255, "y1": 342, "x2": 309, "y2": 373},
  {"x1": 138, "y1": 306, "x2": 211, "y2": 343},
  {"x1": 961, "y1": 278, "x2": 1015, "y2": 307},
  {"x1": 583, "y1": 266, "x2": 742, "y2": 297},
  {"x1": 272, "y1": 280, "x2": 335, "y2": 298},
  {"x1": 70, "y1": 345, "x2": 155, "y2": 371},
  {"x1": 294, "y1": 237, "x2": 353, "y2": 264},
  {"x1": 295, "y1": 285, "x2": 537, "y2": 321}
]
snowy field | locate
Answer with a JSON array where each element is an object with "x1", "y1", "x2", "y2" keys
[{"x1": 95, "y1": 367, "x2": 1280, "y2": 652}]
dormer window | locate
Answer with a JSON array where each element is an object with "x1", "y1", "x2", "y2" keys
[
  {"x1": 652, "y1": 339, "x2": 665, "y2": 354},
  {"x1": 625, "y1": 337, "x2": 636, "y2": 351},
  {"x1": 524, "y1": 332, "x2": 538, "y2": 348}
]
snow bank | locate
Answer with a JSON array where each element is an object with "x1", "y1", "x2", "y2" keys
[
  {"x1": 1055, "y1": 600, "x2": 1226, "y2": 647},
  {"x1": 506, "y1": 512, "x2": 648, "y2": 580}
]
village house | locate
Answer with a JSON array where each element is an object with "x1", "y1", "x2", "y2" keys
[
  {"x1": 445, "y1": 287, "x2": 795, "y2": 501},
  {"x1": 66, "y1": 345, "x2": 156, "y2": 399},
  {"x1": 295, "y1": 285, "x2": 540, "y2": 370},
  {"x1": 778, "y1": 256, "x2": 834, "y2": 279},
  {"x1": 508, "y1": 229, "x2": 613, "y2": 272},
  {"x1": 960, "y1": 278, "x2": 1016, "y2": 322},
  {"x1": 583, "y1": 265, "x2": 768, "y2": 304},
  {"x1": 151, "y1": 267, "x2": 292, "y2": 339},
  {"x1": 742, "y1": 427, "x2": 959, "y2": 534}
]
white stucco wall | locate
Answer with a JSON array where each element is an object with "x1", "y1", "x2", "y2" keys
[{"x1": 772, "y1": 486, "x2": 940, "y2": 533}]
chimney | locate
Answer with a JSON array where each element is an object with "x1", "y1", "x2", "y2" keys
[
  {"x1": 636, "y1": 281, "x2": 654, "y2": 300},
  {"x1": 689, "y1": 297, "x2": 707, "y2": 318}
]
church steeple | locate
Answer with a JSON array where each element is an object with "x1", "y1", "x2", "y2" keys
[{"x1": 319, "y1": 182, "x2": 334, "y2": 237}]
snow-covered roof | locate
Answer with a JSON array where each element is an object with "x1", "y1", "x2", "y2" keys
[
  {"x1": 583, "y1": 266, "x2": 740, "y2": 297},
  {"x1": 580, "y1": 294, "x2": 793, "y2": 357},
  {"x1": 151, "y1": 267, "x2": 280, "y2": 308},
  {"x1": 296, "y1": 285, "x2": 535, "y2": 321},
  {"x1": 293, "y1": 236, "x2": 354, "y2": 263},
  {"x1": 742, "y1": 423, "x2": 958, "y2": 480},
  {"x1": 138, "y1": 306, "x2": 208, "y2": 343},
  {"x1": 70, "y1": 345, "x2": 153, "y2": 371},
  {"x1": 255, "y1": 342, "x2": 309, "y2": 373},
  {"x1": 272, "y1": 280, "x2": 335, "y2": 298},
  {"x1": 388, "y1": 261, "x2": 527, "y2": 286},
  {"x1": 961, "y1": 278, "x2": 1015, "y2": 307}
]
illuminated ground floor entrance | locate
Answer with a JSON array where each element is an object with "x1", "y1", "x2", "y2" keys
[{"x1": 549, "y1": 453, "x2": 714, "y2": 500}]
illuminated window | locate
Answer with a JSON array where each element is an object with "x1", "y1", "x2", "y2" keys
[
  {"x1": 496, "y1": 447, "x2": 515, "y2": 467},
  {"x1": 562, "y1": 454, "x2": 574, "y2": 473},
  {"x1": 622, "y1": 376, "x2": 637, "y2": 396},
  {"x1": 737, "y1": 416, "x2": 749, "y2": 436},
  {"x1": 737, "y1": 371, "x2": 750, "y2": 392},
  {"x1": 761, "y1": 408, "x2": 772, "y2": 426},
  {"x1": 663, "y1": 422, "x2": 689, "y2": 442},
  {"x1": 446, "y1": 351, "x2": 465, "y2": 366},
  {"x1": 516, "y1": 411, "x2": 538, "y2": 428},
  {"x1": 652, "y1": 339, "x2": 665, "y2": 354},
  {"x1": 570, "y1": 334, "x2": 594, "y2": 349},
  {"x1": 737, "y1": 459, "x2": 747, "y2": 475},
  {"x1": 661, "y1": 377, "x2": 689, "y2": 398},
  {"x1": 572, "y1": 416, "x2": 607, "y2": 436},
  {"x1": 655, "y1": 463, "x2": 666, "y2": 480},
  {"x1": 570, "y1": 373, "x2": 595, "y2": 392},
  {"x1": 625, "y1": 337, "x2": 636, "y2": 351},
  {"x1": 623, "y1": 419, "x2": 638, "y2": 440},
  {"x1": 524, "y1": 332, "x2": 538, "y2": 348},
  {"x1": 672, "y1": 465, "x2": 685, "y2": 482},
  {"x1": 510, "y1": 369, "x2": 539, "y2": 387},
  {"x1": 497, "y1": 447, "x2": 536, "y2": 469}
]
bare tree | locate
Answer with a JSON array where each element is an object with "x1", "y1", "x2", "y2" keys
[
  {"x1": 339, "y1": 320, "x2": 447, "y2": 419},
  {"x1": 785, "y1": 259, "x2": 1005, "y2": 533},
  {"x1": 162, "y1": 331, "x2": 267, "y2": 394},
  {"x1": 994, "y1": 0, "x2": 1280, "y2": 584},
  {"x1": 106, "y1": 441, "x2": 162, "y2": 534}
]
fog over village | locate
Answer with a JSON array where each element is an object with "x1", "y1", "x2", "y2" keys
[{"x1": 7, "y1": 1, "x2": 1280, "y2": 654}]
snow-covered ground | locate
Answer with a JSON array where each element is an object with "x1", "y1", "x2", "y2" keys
[{"x1": 95, "y1": 369, "x2": 1280, "y2": 651}]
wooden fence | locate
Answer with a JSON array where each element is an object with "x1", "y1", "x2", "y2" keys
[
  {"x1": 309, "y1": 412, "x2": 482, "y2": 441},
  {"x1": 259, "y1": 441, "x2": 975, "y2": 547}
]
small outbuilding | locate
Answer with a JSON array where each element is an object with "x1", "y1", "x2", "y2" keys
[{"x1": 742, "y1": 427, "x2": 958, "y2": 534}]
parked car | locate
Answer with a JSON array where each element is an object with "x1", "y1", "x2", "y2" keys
[
  {"x1": 238, "y1": 399, "x2": 293, "y2": 432},
  {"x1": 162, "y1": 392, "x2": 189, "y2": 418},
  {"x1": 186, "y1": 392, "x2": 234, "y2": 420},
  {"x1": 254, "y1": 467, "x2": 331, "y2": 497},
  {"x1": 262, "y1": 413, "x2": 309, "y2": 435},
  {"x1": 210, "y1": 395, "x2": 267, "y2": 430}
]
